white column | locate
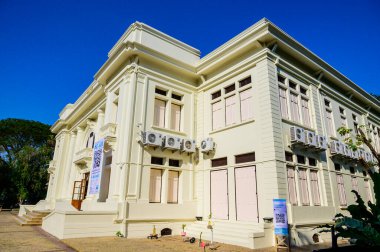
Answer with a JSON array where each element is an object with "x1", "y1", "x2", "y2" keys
[
  {"x1": 97, "y1": 109, "x2": 105, "y2": 133},
  {"x1": 104, "y1": 91, "x2": 115, "y2": 125},
  {"x1": 63, "y1": 131, "x2": 77, "y2": 199},
  {"x1": 67, "y1": 127, "x2": 84, "y2": 198}
]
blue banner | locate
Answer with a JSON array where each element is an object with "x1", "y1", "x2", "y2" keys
[
  {"x1": 89, "y1": 139, "x2": 105, "y2": 195},
  {"x1": 273, "y1": 199, "x2": 288, "y2": 236}
]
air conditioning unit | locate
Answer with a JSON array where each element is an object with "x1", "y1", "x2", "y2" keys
[
  {"x1": 330, "y1": 140, "x2": 343, "y2": 155},
  {"x1": 364, "y1": 152, "x2": 373, "y2": 163},
  {"x1": 342, "y1": 144, "x2": 352, "y2": 158},
  {"x1": 290, "y1": 126, "x2": 305, "y2": 144},
  {"x1": 316, "y1": 135, "x2": 328, "y2": 150},
  {"x1": 351, "y1": 150, "x2": 359, "y2": 160},
  {"x1": 305, "y1": 130, "x2": 317, "y2": 147},
  {"x1": 163, "y1": 135, "x2": 182, "y2": 150},
  {"x1": 358, "y1": 148, "x2": 366, "y2": 160},
  {"x1": 200, "y1": 138, "x2": 215, "y2": 153},
  {"x1": 141, "y1": 131, "x2": 163, "y2": 147},
  {"x1": 181, "y1": 139, "x2": 196, "y2": 153}
]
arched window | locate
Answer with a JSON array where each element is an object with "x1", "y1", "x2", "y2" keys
[{"x1": 86, "y1": 132, "x2": 95, "y2": 148}]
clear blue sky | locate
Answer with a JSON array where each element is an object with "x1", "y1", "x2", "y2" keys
[{"x1": 0, "y1": 0, "x2": 379, "y2": 125}]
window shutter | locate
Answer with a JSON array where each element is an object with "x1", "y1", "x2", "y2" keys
[
  {"x1": 212, "y1": 101, "x2": 223, "y2": 130},
  {"x1": 154, "y1": 99, "x2": 166, "y2": 128},
  {"x1": 301, "y1": 98, "x2": 311, "y2": 127},
  {"x1": 326, "y1": 110, "x2": 334, "y2": 136},
  {"x1": 351, "y1": 176, "x2": 359, "y2": 201},
  {"x1": 279, "y1": 88, "x2": 289, "y2": 119},
  {"x1": 225, "y1": 95, "x2": 237, "y2": 126},
  {"x1": 299, "y1": 169, "x2": 309, "y2": 205},
  {"x1": 310, "y1": 171, "x2": 321, "y2": 206},
  {"x1": 149, "y1": 169, "x2": 162, "y2": 203},
  {"x1": 364, "y1": 179, "x2": 373, "y2": 203},
  {"x1": 336, "y1": 174, "x2": 347, "y2": 206},
  {"x1": 240, "y1": 88, "x2": 253, "y2": 121},
  {"x1": 290, "y1": 93, "x2": 300, "y2": 123},
  {"x1": 171, "y1": 103, "x2": 181, "y2": 131},
  {"x1": 167, "y1": 171, "x2": 179, "y2": 203},
  {"x1": 287, "y1": 167, "x2": 297, "y2": 205}
]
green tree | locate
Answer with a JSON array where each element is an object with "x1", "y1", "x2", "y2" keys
[
  {"x1": 320, "y1": 125, "x2": 380, "y2": 247},
  {"x1": 0, "y1": 118, "x2": 55, "y2": 207}
]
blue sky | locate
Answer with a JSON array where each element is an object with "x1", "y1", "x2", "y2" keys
[{"x1": 0, "y1": 0, "x2": 379, "y2": 125}]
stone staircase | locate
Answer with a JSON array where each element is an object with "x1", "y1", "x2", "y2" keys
[
  {"x1": 184, "y1": 220, "x2": 268, "y2": 249},
  {"x1": 14, "y1": 210, "x2": 51, "y2": 226}
]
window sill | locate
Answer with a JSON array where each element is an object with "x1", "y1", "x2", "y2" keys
[
  {"x1": 151, "y1": 125, "x2": 187, "y2": 136},
  {"x1": 210, "y1": 119, "x2": 255, "y2": 135},
  {"x1": 281, "y1": 118, "x2": 315, "y2": 131}
]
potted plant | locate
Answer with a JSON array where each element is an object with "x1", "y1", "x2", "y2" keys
[{"x1": 181, "y1": 224, "x2": 186, "y2": 236}]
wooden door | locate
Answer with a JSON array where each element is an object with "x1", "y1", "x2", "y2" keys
[
  {"x1": 71, "y1": 173, "x2": 89, "y2": 210},
  {"x1": 210, "y1": 169, "x2": 228, "y2": 219},
  {"x1": 235, "y1": 166, "x2": 258, "y2": 221}
]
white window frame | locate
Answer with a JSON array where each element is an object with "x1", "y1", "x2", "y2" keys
[
  {"x1": 153, "y1": 87, "x2": 184, "y2": 132},
  {"x1": 277, "y1": 74, "x2": 312, "y2": 127},
  {"x1": 211, "y1": 76, "x2": 253, "y2": 131}
]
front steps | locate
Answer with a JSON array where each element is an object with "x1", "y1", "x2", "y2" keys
[
  {"x1": 14, "y1": 210, "x2": 51, "y2": 226},
  {"x1": 185, "y1": 220, "x2": 272, "y2": 249}
]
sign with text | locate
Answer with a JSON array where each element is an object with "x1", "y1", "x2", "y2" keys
[
  {"x1": 273, "y1": 199, "x2": 289, "y2": 236},
  {"x1": 89, "y1": 138, "x2": 105, "y2": 195}
]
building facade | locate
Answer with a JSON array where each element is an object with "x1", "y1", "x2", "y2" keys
[{"x1": 31, "y1": 19, "x2": 379, "y2": 248}]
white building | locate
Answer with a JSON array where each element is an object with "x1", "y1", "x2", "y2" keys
[{"x1": 27, "y1": 18, "x2": 379, "y2": 249}]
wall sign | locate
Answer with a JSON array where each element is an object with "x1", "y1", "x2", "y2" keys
[
  {"x1": 273, "y1": 198, "x2": 289, "y2": 236},
  {"x1": 89, "y1": 138, "x2": 105, "y2": 195}
]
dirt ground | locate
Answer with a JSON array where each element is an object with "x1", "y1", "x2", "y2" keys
[{"x1": 1, "y1": 211, "x2": 341, "y2": 252}]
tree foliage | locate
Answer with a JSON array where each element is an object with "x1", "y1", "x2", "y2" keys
[
  {"x1": 0, "y1": 118, "x2": 55, "y2": 207},
  {"x1": 320, "y1": 125, "x2": 380, "y2": 247}
]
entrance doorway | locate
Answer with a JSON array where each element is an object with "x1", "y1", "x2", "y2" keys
[
  {"x1": 71, "y1": 172, "x2": 89, "y2": 210},
  {"x1": 235, "y1": 166, "x2": 258, "y2": 221},
  {"x1": 210, "y1": 169, "x2": 228, "y2": 220}
]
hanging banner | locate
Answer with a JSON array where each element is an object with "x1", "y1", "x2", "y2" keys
[
  {"x1": 89, "y1": 138, "x2": 105, "y2": 195},
  {"x1": 273, "y1": 198, "x2": 289, "y2": 236}
]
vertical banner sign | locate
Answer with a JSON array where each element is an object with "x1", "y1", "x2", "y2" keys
[
  {"x1": 89, "y1": 138, "x2": 105, "y2": 195},
  {"x1": 273, "y1": 199, "x2": 289, "y2": 236}
]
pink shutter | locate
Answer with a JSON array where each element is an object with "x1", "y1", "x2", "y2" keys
[
  {"x1": 279, "y1": 88, "x2": 289, "y2": 119},
  {"x1": 171, "y1": 103, "x2": 181, "y2": 131},
  {"x1": 225, "y1": 95, "x2": 237, "y2": 126},
  {"x1": 240, "y1": 88, "x2": 253, "y2": 121},
  {"x1": 167, "y1": 171, "x2": 179, "y2": 203},
  {"x1": 364, "y1": 179, "x2": 373, "y2": 203},
  {"x1": 299, "y1": 169, "x2": 309, "y2": 205},
  {"x1": 336, "y1": 174, "x2": 347, "y2": 206},
  {"x1": 290, "y1": 93, "x2": 300, "y2": 123},
  {"x1": 351, "y1": 176, "x2": 359, "y2": 201},
  {"x1": 326, "y1": 110, "x2": 334, "y2": 136},
  {"x1": 149, "y1": 169, "x2": 162, "y2": 203},
  {"x1": 212, "y1": 101, "x2": 223, "y2": 130},
  {"x1": 154, "y1": 99, "x2": 166, "y2": 127},
  {"x1": 301, "y1": 98, "x2": 311, "y2": 127},
  {"x1": 287, "y1": 167, "x2": 297, "y2": 205},
  {"x1": 310, "y1": 171, "x2": 321, "y2": 206}
]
